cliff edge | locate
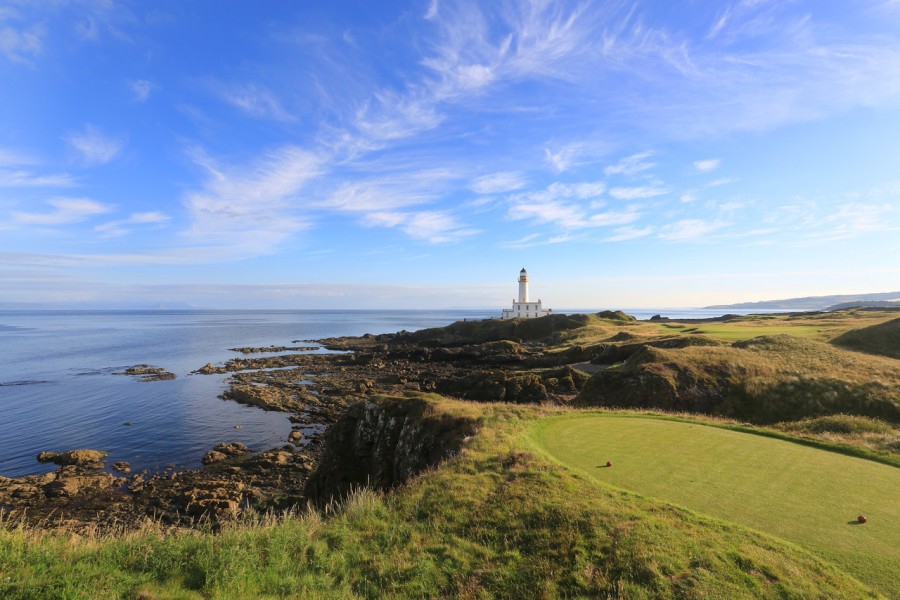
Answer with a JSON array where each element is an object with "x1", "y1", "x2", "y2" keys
[{"x1": 305, "y1": 393, "x2": 479, "y2": 505}]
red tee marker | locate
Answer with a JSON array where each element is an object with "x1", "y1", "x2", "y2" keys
[
  {"x1": 606, "y1": 460, "x2": 613, "y2": 467},
  {"x1": 858, "y1": 515, "x2": 867, "y2": 524}
]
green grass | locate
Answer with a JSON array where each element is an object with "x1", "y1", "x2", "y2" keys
[
  {"x1": 0, "y1": 397, "x2": 882, "y2": 598},
  {"x1": 530, "y1": 412, "x2": 900, "y2": 597}
]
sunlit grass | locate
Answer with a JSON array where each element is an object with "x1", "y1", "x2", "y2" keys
[{"x1": 530, "y1": 412, "x2": 900, "y2": 598}]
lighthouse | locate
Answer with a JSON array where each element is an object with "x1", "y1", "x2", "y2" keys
[
  {"x1": 518, "y1": 268, "x2": 529, "y2": 302},
  {"x1": 502, "y1": 268, "x2": 552, "y2": 319}
]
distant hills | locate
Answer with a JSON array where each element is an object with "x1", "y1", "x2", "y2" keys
[{"x1": 706, "y1": 291, "x2": 900, "y2": 311}]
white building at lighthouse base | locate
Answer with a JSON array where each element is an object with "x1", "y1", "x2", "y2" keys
[{"x1": 501, "y1": 268, "x2": 552, "y2": 319}]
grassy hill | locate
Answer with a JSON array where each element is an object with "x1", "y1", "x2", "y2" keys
[
  {"x1": 833, "y1": 316, "x2": 900, "y2": 360},
  {"x1": 574, "y1": 333, "x2": 900, "y2": 425},
  {"x1": 0, "y1": 395, "x2": 884, "y2": 598}
]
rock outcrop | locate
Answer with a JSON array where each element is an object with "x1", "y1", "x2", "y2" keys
[
  {"x1": 305, "y1": 395, "x2": 477, "y2": 505},
  {"x1": 36, "y1": 449, "x2": 108, "y2": 467},
  {"x1": 115, "y1": 365, "x2": 176, "y2": 381}
]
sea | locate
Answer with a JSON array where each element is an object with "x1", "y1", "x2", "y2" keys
[{"x1": 0, "y1": 307, "x2": 782, "y2": 477}]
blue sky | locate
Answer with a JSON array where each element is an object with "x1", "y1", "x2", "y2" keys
[{"x1": 1, "y1": 0, "x2": 899, "y2": 309}]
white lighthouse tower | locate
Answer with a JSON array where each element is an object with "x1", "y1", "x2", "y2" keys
[
  {"x1": 502, "y1": 268, "x2": 552, "y2": 319},
  {"x1": 518, "y1": 268, "x2": 529, "y2": 302}
]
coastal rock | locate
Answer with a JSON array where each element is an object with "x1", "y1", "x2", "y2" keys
[
  {"x1": 112, "y1": 461, "x2": 131, "y2": 474},
  {"x1": 305, "y1": 395, "x2": 477, "y2": 505},
  {"x1": 212, "y1": 442, "x2": 248, "y2": 457},
  {"x1": 42, "y1": 472, "x2": 118, "y2": 498},
  {"x1": 36, "y1": 449, "x2": 108, "y2": 467},
  {"x1": 115, "y1": 365, "x2": 176, "y2": 382},
  {"x1": 222, "y1": 383, "x2": 308, "y2": 412},
  {"x1": 228, "y1": 345, "x2": 318, "y2": 354},
  {"x1": 252, "y1": 449, "x2": 293, "y2": 467},
  {"x1": 288, "y1": 430, "x2": 302, "y2": 442},
  {"x1": 179, "y1": 480, "x2": 245, "y2": 518},
  {"x1": 201, "y1": 451, "x2": 228, "y2": 465}
]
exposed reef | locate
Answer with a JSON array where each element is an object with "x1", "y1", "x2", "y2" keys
[
  {"x1": 115, "y1": 364, "x2": 176, "y2": 381},
  {"x1": 228, "y1": 345, "x2": 318, "y2": 354}
]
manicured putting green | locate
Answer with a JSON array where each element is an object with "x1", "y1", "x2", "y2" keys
[{"x1": 530, "y1": 414, "x2": 900, "y2": 597}]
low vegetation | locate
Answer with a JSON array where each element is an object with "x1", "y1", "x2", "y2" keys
[
  {"x1": 575, "y1": 333, "x2": 900, "y2": 424},
  {"x1": 0, "y1": 395, "x2": 884, "y2": 598},
  {"x1": 832, "y1": 316, "x2": 900, "y2": 359},
  {"x1": 774, "y1": 414, "x2": 900, "y2": 455}
]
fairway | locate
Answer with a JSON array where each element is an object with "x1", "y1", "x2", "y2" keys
[{"x1": 530, "y1": 414, "x2": 900, "y2": 597}]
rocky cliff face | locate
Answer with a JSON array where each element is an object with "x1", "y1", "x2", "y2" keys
[{"x1": 305, "y1": 395, "x2": 477, "y2": 505}]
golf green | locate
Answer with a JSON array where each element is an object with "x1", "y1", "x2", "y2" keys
[{"x1": 530, "y1": 414, "x2": 900, "y2": 597}]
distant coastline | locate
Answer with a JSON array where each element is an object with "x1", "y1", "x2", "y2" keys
[{"x1": 705, "y1": 291, "x2": 900, "y2": 311}]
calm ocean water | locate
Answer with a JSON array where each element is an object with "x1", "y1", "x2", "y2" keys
[{"x1": 0, "y1": 307, "x2": 781, "y2": 477}]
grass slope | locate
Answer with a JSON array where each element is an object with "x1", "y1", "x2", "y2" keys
[
  {"x1": 575, "y1": 334, "x2": 900, "y2": 423},
  {"x1": 530, "y1": 412, "x2": 900, "y2": 597},
  {"x1": 833, "y1": 317, "x2": 900, "y2": 360},
  {"x1": 0, "y1": 396, "x2": 880, "y2": 599}
]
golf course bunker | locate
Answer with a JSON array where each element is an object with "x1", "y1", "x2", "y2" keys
[{"x1": 529, "y1": 413, "x2": 900, "y2": 597}]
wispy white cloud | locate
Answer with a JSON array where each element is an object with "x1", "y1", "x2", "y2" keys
[
  {"x1": 324, "y1": 168, "x2": 456, "y2": 212},
  {"x1": 213, "y1": 82, "x2": 296, "y2": 123},
  {"x1": 605, "y1": 225, "x2": 655, "y2": 242},
  {"x1": 693, "y1": 158, "x2": 721, "y2": 172},
  {"x1": 94, "y1": 211, "x2": 170, "y2": 238},
  {"x1": 806, "y1": 203, "x2": 897, "y2": 242},
  {"x1": 129, "y1": 79, "x2": 154, "y2": 102},
  {"x1": 348, "y1": 2, "x2": 613, "y2": 152},
  {"x1": 0, "y1": 170, "x2": 76, "y2": 187},
  {"x1": 12, "y1": 197, "x2": 111, "y2": 225},
  {"x1": 609, "y1": 185, "x2": 668, "y2": 200},
  {"x1": 507, "y1": 181, "x2": 642, "y2": 231},
  {"x1": 0, "y1": 21, "x2": 42, "y2": 64},
  {"x1": 364, "y1": 209, "x2": 476, "y2": 243},
  {"x1": 183, "y1": 145, "x2": 323, "y2": 253},
  {"x1": 64, "y1": 125, "x2": 125, "y2": 166},
  {"x1": 658, "y1": 219, "x2": 729, "y2": 241},
  {"x1": 0, "y1": 148, "x2": 38, "y2": 167},
  {"x1": 0, "y1": 148, "x2": 75, "y2": 187},
  {"x1": 424, "y1": 0, "x2": 439, "y2": 21},
  {"x1": 605, "y1": 151, "x2": 655, "y2": 176},
  {"x1": 354, "y1": 91, "x2": 443, "y2": 143},
  {"x1": 470, "y1": 171, "x2": 527, "y2": 194},
  {"x1": 499, "y1": 233, "x2": 542, "y2": 249},
  {"x1": 543, "y1": 140, "x2": 613, "y2": 174}
]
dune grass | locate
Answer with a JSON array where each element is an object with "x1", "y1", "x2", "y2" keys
[
  {"x1": 530, "y1": 412, "x2": 900, "y2": 598},
  {"x1": 833, "y1": 316, "x2": 900, "y2": 359},
  {"x1": 0, "y1": 397, "x2": 881, "y2": 598},
  {"x1": 657, "y1": 322, "x2": 825, "y2": 341}
]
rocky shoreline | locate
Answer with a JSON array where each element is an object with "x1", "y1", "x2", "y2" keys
[
  {"x1": 0, "y1": 316, "x2": 599, "y2": 532},
  {"x1": 5, "y1": 309, "x2": 899, "y2": 533}
]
